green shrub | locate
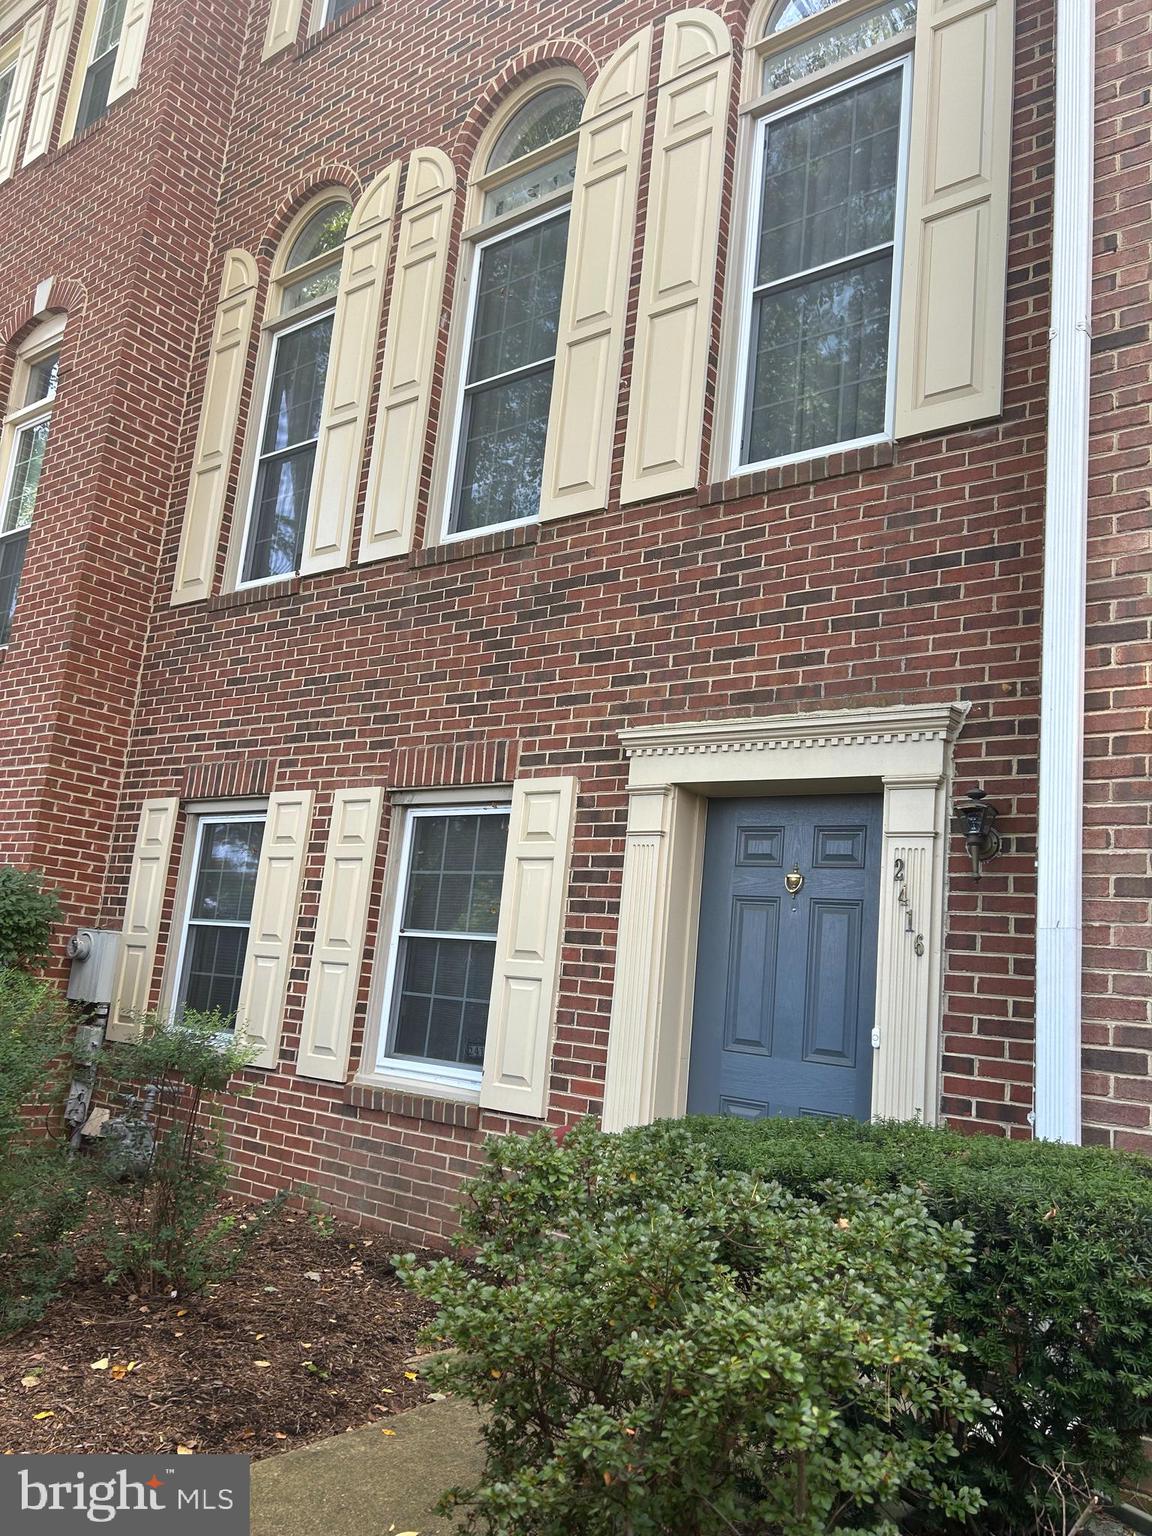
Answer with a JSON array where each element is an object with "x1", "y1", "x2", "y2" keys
[
  {"x1": 402, "y1": 1120, "x2": 990, "y2": 1536},
  {"x1": 0, "y1": 969, "x2": 84, "y2": 1335},
  {"x1": 687, "y1": 1114, "x2": 1152, "y2": 1534},
  {"x1": 92, "y1": 1011, "x2": 282, "y2": 1295},
  {"x1": 0, "y1": 868, "x2": 62, "y2": 971}
]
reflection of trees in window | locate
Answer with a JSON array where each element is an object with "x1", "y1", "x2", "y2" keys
[{"x1": 447, "y1": 82, "x2": 584, "y2": 537}]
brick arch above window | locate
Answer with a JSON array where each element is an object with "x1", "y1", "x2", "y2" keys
[
  {"x1": 449, "y1": 39, "x2": 596, "y2": 168},
  {"x1": 0, "y1": 277, "x2": 87, "y2": 353},
  {"x1": 257, "y1": 165, "x2": 364, "y2": 263}
]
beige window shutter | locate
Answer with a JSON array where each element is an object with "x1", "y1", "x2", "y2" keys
[
  {"x1": 894, "y1": 0, "x2": 1015, "y2": 437},
  {"x1": 107, "y1": 0, "x2": 154, "y2": 102},
  {"x1": 22, "y1": 0, "x2": 80, "y2": 165},
  {"x1": 108, "y1": 797, "x2": 180, "y2": 1043},
  {"x1": 262, "y1": 0, "x2": 303, "y2": 59},
  {"x1": 235, "y1": 790, "x2": 314, "y2": 1070},
  {"x1": 540, "y1": 27, "x2": 653, "y2": 522},
  {"x1": 295, "y1": 787, "x2": 384, "y2": 1082},
  {"x1": 170, "y1": 250, "x2": 260, "y2": 605},
  {"x1": 300, "y1": 163, "x2": 400, "y2": 577},
  {"x1": 479, "y1": 776, "x2": 577, "y2": 1120},
  {"x1": 619, "y1": 9, "x2": 732, "y2": 506},
  {"x1": 0, "y1": 9, "x2": 46, "y2": 183},
  {"x1": 358, "y1": 148, "x2": 456, "y2": 565}
]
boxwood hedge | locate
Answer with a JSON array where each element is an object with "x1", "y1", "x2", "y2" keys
[{"x1": 685, "y1": 1113, "x2": 1152, "y2": 1533}]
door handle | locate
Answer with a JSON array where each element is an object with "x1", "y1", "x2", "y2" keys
[{"x1": 784, "y1": 863, "x2": 804, "y2": 895}]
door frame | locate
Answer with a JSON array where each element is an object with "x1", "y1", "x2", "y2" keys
[{"x1": 600, "y1": 701, "x2": 969, "y2": 1131}]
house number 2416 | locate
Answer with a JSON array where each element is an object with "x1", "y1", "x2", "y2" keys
[{"x1": 892, "y1": 857, "x2": 925, "y2": 958}]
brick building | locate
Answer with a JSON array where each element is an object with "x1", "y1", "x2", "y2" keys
[{"x1": 0, "y1": 0, "x2": 1144, "y2": 1242}]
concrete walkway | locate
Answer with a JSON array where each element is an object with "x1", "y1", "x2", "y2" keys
[{"x1": 251, "y1": 1397, "x2": 484, "y2": 1536}]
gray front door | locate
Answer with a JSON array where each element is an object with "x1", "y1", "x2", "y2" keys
[{"x1": 687, "y1": 794, "x2": 882, "y2": 1121}]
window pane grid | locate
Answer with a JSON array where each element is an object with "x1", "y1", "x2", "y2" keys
[
  {"x1": 741, "y1": 67, "x2": 903, "y2": 467},
  {"x1": 2, "y1": 420, "x2": 49, "y2": 533},
  {"x1": 177, "y1": 818, "x2": 265, "y2": 1023},
  {"x1": 385, "y1": 811, "x2": 510, "y2": 1073},
  {"x1": 0, "y1": 528, "x2": 29, "y2": 645},
  {"x1": 242, "y1": 312, "x2": 333, "y2": 583}
]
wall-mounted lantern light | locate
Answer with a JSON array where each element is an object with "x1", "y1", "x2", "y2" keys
[{"x1": 954, "y1": 788, "x2": 1002, "y2": 879}]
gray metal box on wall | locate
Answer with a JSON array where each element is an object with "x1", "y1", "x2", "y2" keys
[{"x1": 65, "y1": 929, "x2": 121, "y2": 1005}]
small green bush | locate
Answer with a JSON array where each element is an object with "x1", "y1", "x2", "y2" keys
[
  {"x1": 0, "y1": 969, "x2": 84, "y2": 1335},
  {"x1": 687, "y1": 1114, "x2": 1152, "y2": 1533},
  {"x1": 0, "y1": 867, "x2": 62, "y2": 971},
  {"x1": 92, "y1": 1012, "x2": 282, "y2": 1295},
  {"x1": 402, "y1": 1120, "x2": 990, "y2": 1536}
]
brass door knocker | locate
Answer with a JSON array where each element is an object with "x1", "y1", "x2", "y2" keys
[{"x1": 784, "y1": 864, "x2": 804, "y2": 896}]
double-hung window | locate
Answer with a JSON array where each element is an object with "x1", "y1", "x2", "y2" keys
[
  {"x1": 376, "y1": 806, "x2": 510, "y2": 1086},
  {"x1": 238, "y1": 199, "x2": 350, "y2": 586},
  {"x1": 0, "y1": 327, "x2": 62, "y2": 645},
  {"x1": 735, "y1": 0, "x2": 914, "y2": 471},
  {"x1": 173, "y1": 814, "x2": 266, "y2": 1022},
  {"x1": 75, "y1": 0, "x2": 127, "y2": 134},
  {"x1": 444, "y1": 82, "x2": 583, "y2": 540}
]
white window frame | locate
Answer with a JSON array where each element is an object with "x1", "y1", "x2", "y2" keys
[
  {"x1": 0, "y1": 319, "x2": 64, "y2": 646},
  {"x1": 729, "y1": 51, "x2": 913, "y2": 478},
  {"x1": 73, "y1": 0, "x2": 124, "y2": 135},
  {"x1": 439, "y1": 199, "x2": 572, "y2": 545},
  {"x1": 168, "y1": 809, "x2": 267, "y2": 1025},
  {"x1": 372, "y1": 799, "x2": 512, "y2": 1092},
  {"x1": 318, "y1": 0, "x2": 357, "y2": 25},
  {"x1": 234, "y1": 302, "x2": 336, "y2": 590},
  {"x1": 232, "y1": 195, "x2": 350, "y2": 591},
  {"x1": 0, "y1": 51, "x2": 17, "y2": 123}
]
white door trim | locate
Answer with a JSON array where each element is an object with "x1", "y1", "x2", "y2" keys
[{"x1": 600, "y1": 701, "x2": 969, "y2": 1132}]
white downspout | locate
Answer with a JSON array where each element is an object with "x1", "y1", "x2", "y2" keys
[{"x1": 1034, "y1": 0, "x2": 1095, "y2": 1142}]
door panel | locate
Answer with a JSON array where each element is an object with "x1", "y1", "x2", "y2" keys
[{"x1": 687, "y1": 794, "x2": 882, "y2": 1122}]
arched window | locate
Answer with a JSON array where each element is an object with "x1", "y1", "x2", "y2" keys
[
  {"x1": 442, "y1": 75, "x2": 584, "y2": 540},
  {"x1": 732, "y1": 0, "x2": 915, "y2": 471},
  {"x1": 0, "y1": 315, "x2": 64, "y2": 644},
  {"x1": 237, "y1": 196, "x2": 351, "y2": 585}
]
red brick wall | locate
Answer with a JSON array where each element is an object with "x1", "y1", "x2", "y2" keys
[
  {"x1": 0, "y1": 0, "x2": 246, "y2": 932},
  {"x1": 85, "y1": 0, "x2": 1054, "y2": 1244},
  {"x1": 1082, "y1": 0, "x2": 1152, "y2": 1153},
  {"x1": 8, "y1": 0, "x2": 1142, "y2": 1245}
]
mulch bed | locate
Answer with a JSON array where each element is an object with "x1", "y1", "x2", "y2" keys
[{"x1": 0, "y1": 1209, "x2": 438, "y2": 1459}]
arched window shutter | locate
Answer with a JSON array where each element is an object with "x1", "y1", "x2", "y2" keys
[
  {"x1": 108, "y1": 0, "x2": 155, "y2": 102},
  {"x1": 171, "y1": 250, "x2": 260, "y2": 606},
  {"x1": 295, "y1": 787, "x2": 383, "y2": 1082},
  {"x1": 262, "y1": 0, "x2": 304, "y2": 59},
  {"x1": 300, "y1": 164, "x2": 400, "y2": 578},
  {"x1": 540, "y1": 28, "x2": 653, "y2": 522},
  {"x1": 479, "y1": 777, "x2": 577, "y2": 1120},
  {"x1": 22, "y1": 0, "x2": 79, "y2": 165},
  {"x1": 0, "y1": 10, "x2": 45, "y2": 183},
  {"x1": 108, "y1": 797, "x2": 180, "y2": 1043},
  {"x1": 894, "y1": 0, "x2": 1015, "y2": 437},
  {"x1": 359, "y1": 148, "x2": 456, "y2": 565},
  {"x1": 235, "y1": 790, "x2": 314, "y2": 1071},
  {"x1": 620, "y1": 10, "x2": 731, "y2": 506}
]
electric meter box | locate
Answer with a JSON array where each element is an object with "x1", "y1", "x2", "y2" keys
[{"x1": 65, "y1": 929, "x2": 121, "y2": 1006}]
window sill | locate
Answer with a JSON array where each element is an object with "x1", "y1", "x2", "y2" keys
[
  {"x1": 348, "y1": 1078, "x2": 481, "y2": 1129},
  {"x1": 208, "y1": 577, "x2": 301, "y2": 612},
  {"x1": 699, "y1": 440, "x2": 895, "y2": 507},
  {"x1": 412, "y1": 522, "x2": 538, "y2": 569},
  {"x1": 296, "y1": 0, "x2": 381, "y2": 57}
]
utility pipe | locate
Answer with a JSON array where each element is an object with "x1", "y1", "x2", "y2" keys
[{"x1": 1034, "y1": 0, "x2": 1095, "y2": 1142}]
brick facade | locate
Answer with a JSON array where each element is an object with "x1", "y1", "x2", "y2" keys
[{"x1": 0, "y1": 0, "x2": 1145, "y2": 1245}]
